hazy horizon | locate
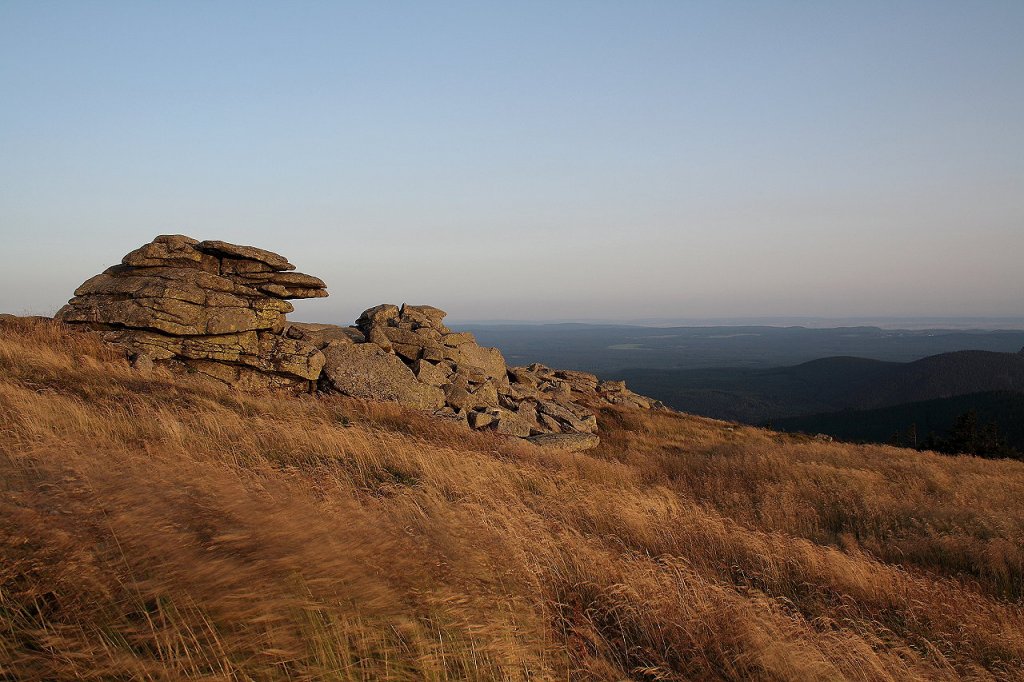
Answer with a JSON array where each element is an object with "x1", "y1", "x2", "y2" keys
[{"x1": 2, "y1": 2, "x2": 1022, "y2": 323}]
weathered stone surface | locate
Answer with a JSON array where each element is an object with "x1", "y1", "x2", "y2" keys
[
  {"x1": 231, "y1": 271, "x2": 329, "y2": 299},
  {"x1": 391, "y1": 342, "x2": 422, "y2": 362},
  {"x1": 494, "y1": 409, "x2": 533, "y2": 437},
  {"x1": 470, "y1": 380, "x2": 500, "y2": 408},
  {"x1": 537, "y1": 400, "x2": 594, "y2": 433},
  {"x1": 421, "y1": 346, "x2": 445, "y2": 362},
  {"x1": 526, "y1": 433, "x2": 600, "y2": 451},
  {"x1": 197, "y1": 240, "x2": 295, "y2": 271},
  {"x1": 442, "y1": 331, "x2": 476, "y2": 347},
  {"x1": 538, "y1": 413, "x2": 563, "y2": 433},
  {"x1": 451, "y1": 344, "x2": 506, "y2": 379},
  {"x1": 101, "y1": 328, "x2": 260, "y2": 362},
  {"x1": 508, "y1": 367, "x2": 538, "y2": 387},
  {"x1": 467, "y1": 411, "x2": 494, "y2": 429},
  {"x1": 285, "y1": 323, "x2": 364, "y2": 348},
  {"x1": 220, "y1": 258, "x2": 274, "y2": 275},
  {"x1": 122, "y1": 235, "x2": 219, "y2": 272},
  {"x1": 58, "y1": 292, "x2": 288, "y2": 337},
  {"x1": 515, "y1": 400, "x2": 538, "y2": 426},
  {"x1": 414, "y1": 326, "x2": 443, "y2": 342},
  {"x1": 555, "y1": 369, "x2": 599, "y2": 392},
  {"x1": 356, "y1": 304, "x2": 400, "y2": 331},
  {"x1": 321, "y1": 342, "x2": 444, "y2": 410},
  {"x1": 256, "y1": 332, "x2": 325, "y2": 380},
  {"x1": 366, "y1": 326, "x2": 393, "y2": 352},
  {"x1": 413, "y1": 359, "x2": 450, "y2": 387},
  {"x1": 443, "y1": 384, "x2": 475, "y2": 411},
  {"x1": 400, "y1": 304, "x2": 448, "y2": 330},
  {"x1": 598, "y1": 380, "x2": 627, "y2": 393},
  {"x1": 383, "y1": 326, "x2": 433, "y2": 348}
]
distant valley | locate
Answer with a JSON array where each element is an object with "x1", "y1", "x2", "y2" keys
[
  {"x1": 463, "y1": 323, "x2": 1024, "y2": 455},
  {"x1": 614, "y1": 349, "x2": 1024, "y2": 423}
]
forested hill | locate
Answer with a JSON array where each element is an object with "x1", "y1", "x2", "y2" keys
[{"x1": 616, "y1": 349, "x2": 1024, "y2": 424}]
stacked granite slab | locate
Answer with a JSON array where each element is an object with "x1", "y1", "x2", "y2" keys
[{"x1": 56, "y1": 235, "x2": 327, "y2": 389}]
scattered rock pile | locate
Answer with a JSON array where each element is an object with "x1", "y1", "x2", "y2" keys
[
  {"x1": 56, "y1": 235, "x2": 327, "y2": 389},
  {"x1": 288, "y1": 303, "x2": 660, "y2": 446},
  {"x1": 58, "y1": 235, "x2": 662, "y2": 449}
]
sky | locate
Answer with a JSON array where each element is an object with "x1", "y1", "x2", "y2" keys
[{"x1": 1, "y1": 1, "x2": 1022, "y2": 324}]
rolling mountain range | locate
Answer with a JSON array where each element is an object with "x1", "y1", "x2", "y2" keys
[
  {"x1": 615, "y1": 348, "x2": 1024, "y2": 425},
  {"x1": 464, "y1": 323, "x2": 1024, "y2": 371}
]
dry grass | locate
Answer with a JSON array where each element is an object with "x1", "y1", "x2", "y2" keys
[{"x1": 1, "y1": 317, "x2": 1022, "y2": 681}]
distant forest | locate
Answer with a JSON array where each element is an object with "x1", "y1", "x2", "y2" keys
[{"x1": 773, "y1": 392, "x2": 1024, "y2": 461}]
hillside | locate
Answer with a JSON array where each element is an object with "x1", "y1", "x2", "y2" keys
[
  {"x1": 617, "y1": 350, "x2": 1024, "y2": 423},
  {"x1": 3, "y1": 317, "x2": 1024, "y2": 680}
]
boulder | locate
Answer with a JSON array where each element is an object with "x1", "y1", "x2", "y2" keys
[
  {"x1": 467, "y1": 411, "x2": 495, "y2": 429},
  {"x1": 356, "y1": 304, "x2": 400, "y2": 331},
  {"x1": 321, "y1": 342, "x2": 444, "y2": 410},
  {"x1": 413, "y1": 359, "x2": 450, "y2": 387},
  {"x1": 366, "y1": 326, "x2": 393, "y2": 352},
  {"x1": 400, "y1": 304, "x2": 448, "y2": 331},
  {"x1": 443, "y1": 384, "x2": 475, "y2": 411},
  {"x1": 555, "y1": 369, "x2": 599, "y2": 392},
  {"x1": 442, "y1": 332, "x2": 476, "y2": 347},
  {"x1": 494, "y1": 409, "x2": 534, "y2": 437},
  {"x1": 451, "y1": 344, "x2": 507, "y2": 380},
  {"x1": 598, "y1": 380, "x2": 627, "y2": 393},
  {"x1": 122, "y1": 235, "x2": 219, "y2": 272},
  {"x1": 469, "y1": 380, "x2": 500, "y2": 408},
  {"x1": 508, "y1": 367, "x2": 538, "y2": 387}
]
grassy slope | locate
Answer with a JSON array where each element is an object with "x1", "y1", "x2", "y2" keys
[{"x1": 2, "y1": 318, "x2": 1023, "y2": 681}]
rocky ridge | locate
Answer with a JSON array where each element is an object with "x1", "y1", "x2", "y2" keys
[{"x1": 57, "y1": 235, "x2": 662, "y2": 449}]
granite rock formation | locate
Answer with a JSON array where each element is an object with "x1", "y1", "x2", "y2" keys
[
  {"x1": 57, "y1": 235, "x2": 662, "y2": 448},
  {"x1": 312, "y1": 303, "x2": 661, "y2": 442},
  {"x1": 56, "y1": 235, "x2": 327, "y2": 389}
]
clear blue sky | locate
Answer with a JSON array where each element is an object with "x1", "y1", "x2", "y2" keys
[{"x1": 1, "y1": 1, "x2": 1022, "y2": 323}]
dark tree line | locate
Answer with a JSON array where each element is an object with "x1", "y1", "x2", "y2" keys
[{"x1": 890, "y1": 410, "x2": 1022, "y2": 461}]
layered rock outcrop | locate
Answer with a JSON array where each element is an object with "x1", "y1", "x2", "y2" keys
[
  {"x1": 56, "y1": 235, "x2": 327, "y2": 389},
  {"x1": 58, "y1": 235, "x2": 662, "y2": 448}
]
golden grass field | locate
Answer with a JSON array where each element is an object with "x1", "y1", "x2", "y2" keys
[{"x1": 2, "y1": 318, "x2": 1023, "y2": 680}]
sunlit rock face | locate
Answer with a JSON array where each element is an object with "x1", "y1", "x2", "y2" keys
[{"x1": 57, "y1": 234, "x2": 327, "y2": 389}]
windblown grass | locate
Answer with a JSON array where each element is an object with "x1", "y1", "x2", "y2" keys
[{"x1": 1, "y1": 318, "x2": 1022, "y2": 680}]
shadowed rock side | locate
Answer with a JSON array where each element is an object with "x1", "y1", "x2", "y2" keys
[
  {"x1": 57, "y1": 235, "x2": 662, "y2": 448},
  {"x1": 56, "y1": 234, "x2": 328, "y2": 389}
]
